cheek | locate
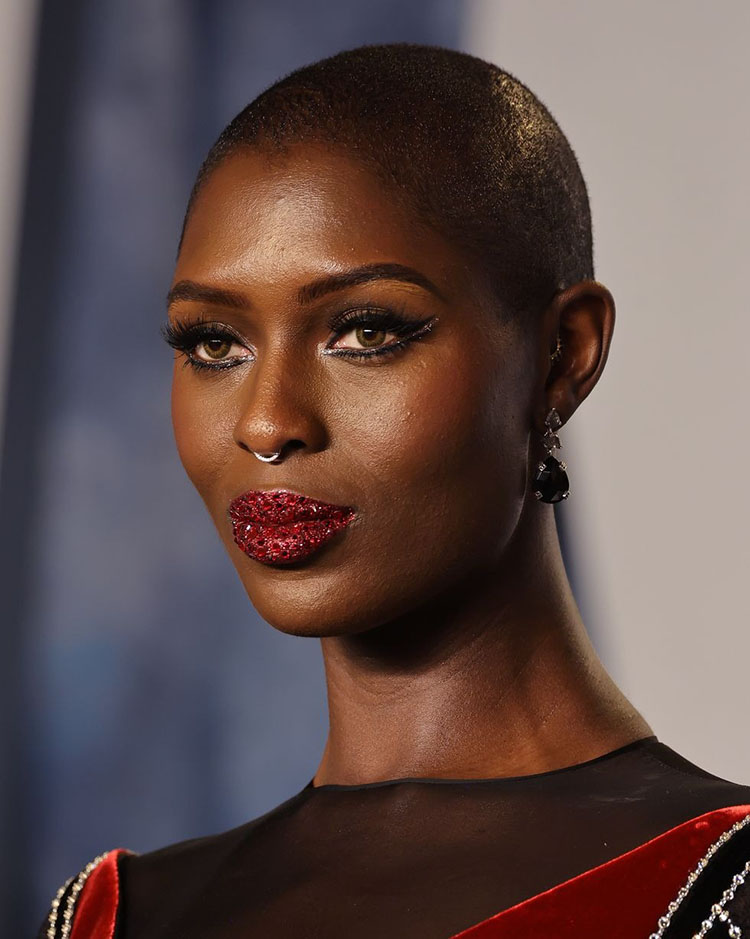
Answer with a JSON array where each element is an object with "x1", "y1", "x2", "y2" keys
[
  {"x1": 352, "y1": 342, "x2": 527, "y2": 490},
  {"x1": 171, "y1": 368, "x2": 235, "y2": 496},
  {"x1": 338, "y1": 342, "x2": 531, "y2": 597}
]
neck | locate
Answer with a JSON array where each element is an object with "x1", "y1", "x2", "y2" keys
[{"x1": 313, "y1": 509, "x2": 651, "y2": 786}]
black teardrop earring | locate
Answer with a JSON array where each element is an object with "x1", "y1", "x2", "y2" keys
[{"x1": 532, "y1": 407, "x2": 570, "y2": 503}]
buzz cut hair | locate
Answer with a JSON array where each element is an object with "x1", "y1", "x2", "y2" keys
[{"x1": 181, "y1": 42, "x2": 594, "y2": 320}]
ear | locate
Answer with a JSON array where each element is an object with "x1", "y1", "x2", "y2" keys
[{"x1": 536, "y1": 280, "x2": 616, "y2": 430}]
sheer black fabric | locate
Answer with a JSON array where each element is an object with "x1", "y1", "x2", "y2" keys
[{"x1": 92, "y1": 736, "x2": 750, "y2": 938}]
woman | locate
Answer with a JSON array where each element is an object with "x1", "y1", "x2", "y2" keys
[{"x1": 38, "y1": 42, "x2": 750, "y2": 938}]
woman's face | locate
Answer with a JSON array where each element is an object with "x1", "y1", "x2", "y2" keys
[{"x1": 168, "y1": 143, "x2": 542, "y2": 637}]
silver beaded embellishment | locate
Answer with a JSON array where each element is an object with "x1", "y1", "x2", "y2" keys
[
  {"x1": 46, "y1": 852, "x2": 109, "y2": 939},
  {"x1": 692, "y1": 857, "x2": 750, "y2": 938},
  {"x1": 45, "y1": 875, "x2": 74, "y2": 939},
  {"x1": 648, "y1": 812, "x2": 750, "y2": 939}
]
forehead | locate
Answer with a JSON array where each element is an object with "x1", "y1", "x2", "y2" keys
[{"x1": 175, "y1": 143, "x2": 479, "y2": 305}]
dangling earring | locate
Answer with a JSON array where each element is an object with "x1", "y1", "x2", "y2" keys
[{"x1": 532, "y1": 407, "x2": 570, "y2": 503}]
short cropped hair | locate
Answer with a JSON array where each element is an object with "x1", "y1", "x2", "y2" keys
[{"x1": 181, "y1": 42, "x2": 594, "y2": 320}]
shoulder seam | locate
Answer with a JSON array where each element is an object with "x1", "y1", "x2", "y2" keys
[{"x1": 642, "y1": 743, "x2": 750, "y2": 790}]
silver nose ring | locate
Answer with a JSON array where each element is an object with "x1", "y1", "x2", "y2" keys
[{"x1": 251, "y1": 449, "x2": 282, "y2": 463}]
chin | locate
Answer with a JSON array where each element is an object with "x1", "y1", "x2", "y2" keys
[
  {"x1": 248, "y1": 594, "x2": 377, "y2": 639},
  {"x1": 262, "y1": 617, "x2": 358, "y2": 639},
  {"x1": 234, "y1": 564, "x2": 418, "y2": 639},
  {"x1": 222, "y1": 522, "x2": 471, "y2": 640}
]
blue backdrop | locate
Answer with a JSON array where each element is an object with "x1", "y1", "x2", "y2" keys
[{"x1": 0, "y1": 1, "x2": 463, "y2": 933}]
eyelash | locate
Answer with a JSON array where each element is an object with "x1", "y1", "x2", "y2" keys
[{"x1": 160, "y1": 306, "x2": 437, "y2": 373}]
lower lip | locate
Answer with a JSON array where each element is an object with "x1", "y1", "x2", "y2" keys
[{"x1": 230, "y1": 511, "x2": 355, "y2": 565}]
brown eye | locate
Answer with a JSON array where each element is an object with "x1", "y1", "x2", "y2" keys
[
  {"x1": 331, "y1": 322, "x2": 397, "y2": 352},
  {"x1": 198, "y1": 338, "x2": 234, "y2": 361},
  {"x1": 354, "y1": 326, "x2": 388, "y2": 348},
  {"x1": 324, "y1": 308, "x2": 437, "y2": 361}
]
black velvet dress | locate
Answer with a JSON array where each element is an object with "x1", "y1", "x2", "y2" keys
[{"x1": 38, "y1": 736, "x2": 750, "y2": 938}]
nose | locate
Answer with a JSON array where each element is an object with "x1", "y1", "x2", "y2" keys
[{"x1": 231, "y1": 344, "x2": 327, "y2": 462}]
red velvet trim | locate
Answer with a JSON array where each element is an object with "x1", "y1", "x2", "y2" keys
[
  {"x1": 450, "y1": 804, "x2": 750, "y2": 938},
  {"x1": 69, "y1": 848, "x2": 133, "y2": 939}
]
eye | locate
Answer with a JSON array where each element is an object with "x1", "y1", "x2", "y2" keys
[
  {"x1": 160, "y1": 317, "x2": 252, "y2": 372},
  {"x1": 193, "y1": 335, "x2": 249, "y2": 364},
  {"x1": 324, "y1": 308, "x2": 437, "y2": 361},
  {"x1": 331, "y1": 322, "x2": 398, "y2": 352}
]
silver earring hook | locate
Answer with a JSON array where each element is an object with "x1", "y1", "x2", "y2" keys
[{"x1": 251, "y1": 449, "x2": 282, "y2": 463}]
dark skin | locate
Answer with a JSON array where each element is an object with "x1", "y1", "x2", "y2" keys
[{"x1": 168, "y1": 141, "x2": 652, "y2": 786}]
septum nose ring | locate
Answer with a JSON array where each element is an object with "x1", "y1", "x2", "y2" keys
[{"x1": 251, "y1": 449, "x2": 282, "y2": 463}]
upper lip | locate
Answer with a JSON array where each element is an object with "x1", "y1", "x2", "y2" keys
[{"x1": 227, "y1": 488, "x2": 356, "y2": 524}]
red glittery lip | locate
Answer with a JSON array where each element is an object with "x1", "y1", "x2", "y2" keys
[{"x1": 227, "y1": 489, "x2": 357, "y2": 565}]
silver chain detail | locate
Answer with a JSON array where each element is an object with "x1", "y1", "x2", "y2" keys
[
  {"x1": 693, "y1": 857, "x2": 750, "y2": 937},
  {"x1": 46, "y1": 852, "x2": 109, "y2": 939},
  {"x1": 649, "y1": 812, "x2": 750, "y2": 938}
]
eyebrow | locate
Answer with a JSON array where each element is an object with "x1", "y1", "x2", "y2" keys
[
  {"x1": 166, "y1": 262, "x2": 446, "y2": 311},
  {"x1": 166, "y1": 281, "x2": 247, "y2": 309},
  {"x1": 296, "y1": 263, "x2": 446, "y2": 304}
]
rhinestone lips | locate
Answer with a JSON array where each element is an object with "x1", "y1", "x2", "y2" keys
[{"x1": 228, "y1": 489, "x2": 356, "y2": 565}]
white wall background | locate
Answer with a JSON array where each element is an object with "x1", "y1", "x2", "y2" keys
[
  {"x1": 0, "y1": 0, "x2": 38, "y2": 465},
  {"x1": 463, "y1": 0, "x2": 750, "y2": 783}
]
